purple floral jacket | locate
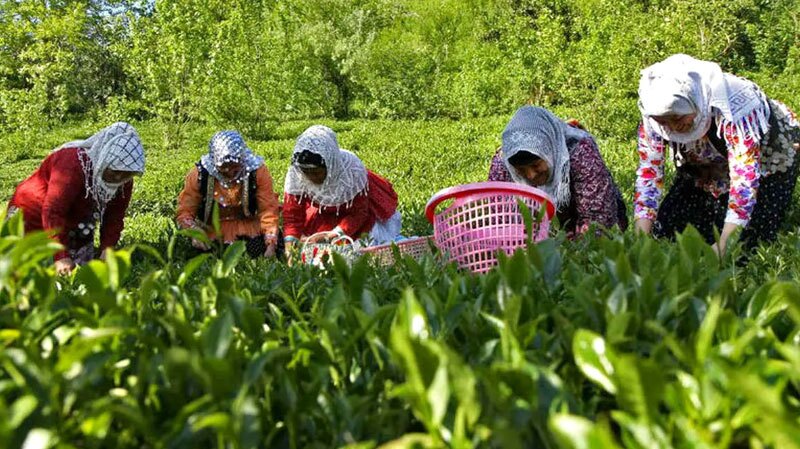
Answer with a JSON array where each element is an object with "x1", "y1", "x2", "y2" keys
[{"x1": 488, "y1": 137, "x2": 628, "y2": 236}]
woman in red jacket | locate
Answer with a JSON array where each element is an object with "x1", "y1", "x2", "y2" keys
[
  {"x1": 7, "y1": 122, "x2": 146, "y2": 274},
  {"x1": 282, "y1": 125, "x2": 400, "y2": 257}
]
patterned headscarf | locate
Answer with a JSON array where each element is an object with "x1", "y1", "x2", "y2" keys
[
  {"x1": 284, "y1": 125, "x2": 368, "y2": 208},
  {"x1": 201, "y1": 131, "x2": 264, "y2": 188},
  {"x1": 55, "y1": 122, "x2": 145, "y2": 218},
  {"x1": 638, "y1": 54, "x2": 770, "y2": 146},
  {"x1": 501, "y1": 106, "x2": 589, "y2": 210}
]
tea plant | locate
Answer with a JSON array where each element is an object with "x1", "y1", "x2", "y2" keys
[{"x1": 3, "y1": 198, "x2": 800, "y2": 448}]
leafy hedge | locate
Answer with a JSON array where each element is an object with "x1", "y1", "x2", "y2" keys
[
  {"x1": 3, "y1": 1, "x2": 800, "y2": 446},
  {"x1": 3, "y1": 204, "x2": 800, "y2": 448}
]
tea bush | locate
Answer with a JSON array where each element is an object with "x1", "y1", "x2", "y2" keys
[
  {"x1": 2, "y1": 0, "x2": 799, "y2": 140},
  {"x1": 2, "y1": 0, "x2": 800, "y2": 446},
  {"x1": 1, "y1": 116, "x2": 800, "y2": 448},
  {"x1": 3, "y1": 200, "x2": 800, "y2": 447}
]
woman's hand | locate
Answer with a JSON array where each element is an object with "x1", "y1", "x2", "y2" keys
[
  {"x1": 264, "y1": 242, "x2": 276, "y2": 258},
  {"x1": 191, "y1": 238, "x2": 210, "y2": 251},
  {"x1": 55, "y1": 258, "x2": 76, "y2": 275},
  {"x1": 713, "y1": 222, "x2": 739, "y2": 259},
  {"x1": 264, "y1": 235, "x2": 277, "y2": 258},
  {"x1": 634, "y1": 218, "x2": 653, "y2": 235},
  {"x1": 304, "y1": 231, "x2": 339, "y2": 244}
]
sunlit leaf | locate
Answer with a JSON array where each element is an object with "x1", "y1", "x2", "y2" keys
[{"x1": 572, "y1": 330, "x2": 617, "y2": 394}]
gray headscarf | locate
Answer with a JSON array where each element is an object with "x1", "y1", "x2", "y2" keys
[{"x1": 501, "y1": 106, "x2": 589, "y2": 210}]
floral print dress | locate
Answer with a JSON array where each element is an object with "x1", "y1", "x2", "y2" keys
[{"x1": 634, "y1": 100, "x2": 800, "y2": 248}]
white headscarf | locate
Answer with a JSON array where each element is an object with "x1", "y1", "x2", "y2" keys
[
  {"x1": 638, "y1": 54, "x2": 770, "y2": 146},
  {"x1": 284, "y1": 125, "x2": 368, "y2": 208},
  {"x1": 501, "y1": 106, "x2": 590, "y2": 210},
  {"x1": 55, "y1": 122, "x2": 145, "y2": 217},
  {"x1": 201, "y1": 130, "x2": 264, "y2": 188}
]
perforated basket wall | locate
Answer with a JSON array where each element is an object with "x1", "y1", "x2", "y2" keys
[
  {"x1": 359, "y1": 236, "x2": 434, "y2": 266},
  {"x1": 426, "y1": 182, "x2": 554, "y2": 273}
]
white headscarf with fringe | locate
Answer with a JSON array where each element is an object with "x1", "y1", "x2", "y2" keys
[
  {"x1": 501, "y1": 106, "x2": 590, "y2": 210},
  {"x1": 54, "y1": 122, "x2": 145, "y2": 218},
  {"x1": 638, "y1": 54, "x2": 770, "y2": 149},
  {"x1": 284, "y1": 125, "x2": 368, "y2": 209}
]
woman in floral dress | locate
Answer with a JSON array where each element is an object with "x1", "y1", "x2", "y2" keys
[{"x1": 634, "y1": 54, "x2": 800, "y2": 255}]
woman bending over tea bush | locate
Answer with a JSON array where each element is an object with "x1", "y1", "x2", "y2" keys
[
  {"x1": 176, "y1": 131, "x2": 281, "y2": 258},
  {"x1": 488, "y1": 105, "x2": 628, "y2": 236},
  {"x1": 282, "y1": 125, "x2": 400, "y2": 257},
  {"x1": 7, "y1": 122, "x2": 145, "y2": 275},
  {"x1": 633, "y1": 54, "x2": 800, "y2": 256}
]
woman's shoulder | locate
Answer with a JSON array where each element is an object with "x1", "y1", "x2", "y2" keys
[
  {"x1": 489, "y1": 146, "x2": 505, "y2": 165},
  {"x1": 44, "y1": 148, "x2": 85, "y2": 176},
  {"x1": 181, "y1": 165, "x2": 201, "y2": 189},
  {"x1": 366, "y1": 169, "x2": 391, "y2": 184},
  {"x1": 187, "y1": 164, "x2": 201, "y2": 176},
  {"x1": 366, "y1": 170, "x2": 397, "y2": 198},
  {"x1": 569, "y1": 136, "x2": 601, "y2": 157},
  {"x1": 569, "y1": 136, "x2": 615, "y2": 178},
  {"x1": 49, "y1": 147, "x2": 82, "y2": 164}
]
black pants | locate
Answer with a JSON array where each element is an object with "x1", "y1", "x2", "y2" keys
[
  {"x1": 236, "y1": 231, "x2": 284, "y2": 259},
  {"x1": 653, "y1": 162, "x2": 799, "y2": 250}
]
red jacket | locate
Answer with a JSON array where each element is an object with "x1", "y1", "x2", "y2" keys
[
  {"x1": 283, "y1": 170, "x2": 398, "y2": 239},
  {"x1": 9, "y1": 148, "x2": 133, "y2": 260}
]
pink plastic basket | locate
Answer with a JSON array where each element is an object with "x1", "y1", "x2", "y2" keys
[
  {"x1": 424, "y1": 181, "x2": 556, "y2": 273},
  {"x1": 359, "y1": 236, "x2": 434, "y2": 266}
]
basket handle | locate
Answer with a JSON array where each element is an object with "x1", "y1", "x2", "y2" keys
[
  {"x1": 300, "y1": 231, "x2": 354, "y2": 251},
  {"x1": 424, "y1": 181, "x2": 557, "y2": 223},
  {"x1": 332, "y1": 235, "x2": 355, "y2": 246}
]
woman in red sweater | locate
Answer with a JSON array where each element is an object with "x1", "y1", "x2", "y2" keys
[
  {"x1": 282, "y1": 125, "x2": 400, "y2": 257},
  {"x1": 7, "y1": 122, "x2": 146, "y2": 275}
]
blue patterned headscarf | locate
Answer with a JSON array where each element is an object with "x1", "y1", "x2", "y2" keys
[{"x1": 200, "y1": 131, "x2": 264, "y2": 186}]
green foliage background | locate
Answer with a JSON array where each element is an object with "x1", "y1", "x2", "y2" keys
[
  {"x1": 2, "y1": 0, "x2": 799, "y2": 238},
  {"x1": 1, "y1": 0, "x2": 799, "y2": 141},
  {"x1": 3, "y1": 1, "x2": 800, "y2": 448}
]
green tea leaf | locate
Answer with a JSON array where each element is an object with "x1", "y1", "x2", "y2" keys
[
  {"x1": 9, "y1": 395, "x2": 37, "y2": 429},
  {"x1": 572, "y1": 329, "x2": 617, "y2": 394},
  {"x1": 202, "y1": 310, "x2": 235, "y2": 359},
  {"x1": 178, "y1": 253, "x2": 211, "y2": 286},
  {"x1": 614, "y1": 355, "x2": 664, "y2": 423},
  {"x1": 549, "y1": 414, "x2": 622, "y2": 449},
  {"x1": 221, "y1": 241, "x2": 246, "y2": 277}
]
